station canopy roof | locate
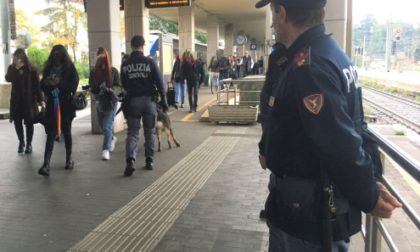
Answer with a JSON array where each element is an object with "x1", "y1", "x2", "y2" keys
[{"x1": 149, "y1": 0, "x2": 267, "y2": 42}]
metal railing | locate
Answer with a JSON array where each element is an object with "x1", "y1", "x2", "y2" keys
[
  {"x1": 218, "y1": 79, "x2": 262, "y2": 106},
  {"x1": 363, "y1": 127, "x2": 420, "y2": 252}
]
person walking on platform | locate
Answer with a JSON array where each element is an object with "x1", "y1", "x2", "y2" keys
[
  {"x1": 6, "y1": 49, "x2": 44, "y2": 154},
  {"x1": 213, "y1": 51, "x2": 231, "y2": 90},
  {"x1": 208, "y1": 56, "x2": 218, "y2": 87},
  {"x1": 38, "y1": 45, "x2": 79, "y2": 176},
  {"x1": 120, "y1": 35, "x2": 168, "y2": 176},
  {"x1": 181, "y1": 51, "x2": 204, "y2": 113},
  {"x1": 171, "y1": 53, "x2": 186, "y2": 109},
  {"x1": 255, "y1": 0, "x2": 402, "y2": 251},
  {"x1": 89, "y1": 47, "x2": 123, "y2": 161},
  {"x1": 230, "y1": 56, "x2": 238, "y2": 80},
  {"x1": 213, "y1": 51, "x2": 231, "y2": 81},
  {"x1": 240, "y1": 51, "x2": 254, "y2": 78}
]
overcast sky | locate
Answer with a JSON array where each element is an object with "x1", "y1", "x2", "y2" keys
[
  {"x1": 15, "y1": 0, "x2": 420, "y2": 27},
  {"x1": 353, "y1": 0, "x2": 419, "y2": 24}
]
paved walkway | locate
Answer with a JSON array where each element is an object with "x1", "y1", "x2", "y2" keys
[{"x1": 0, "y1": 87, "x2": 419, "y2": 252}]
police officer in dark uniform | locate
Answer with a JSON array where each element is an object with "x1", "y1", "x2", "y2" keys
[
  {"x1": 121, "y1": 35, "x2": 168, "y2": 176},
  {"x1": 258, "y1": 42, "x2": 287, "y2": 219},
  {"x1": 255, "y1": 0, "x2": 402, "y2": 251}
]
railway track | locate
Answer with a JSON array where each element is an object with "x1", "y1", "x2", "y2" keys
[{"x1": 362, "y1": 86, "x2": 420, "y2": 134}]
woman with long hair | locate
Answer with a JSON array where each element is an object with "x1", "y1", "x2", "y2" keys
[
  {"x1": 89, "y1": 47, "x2": 122, "y2": 160},
  {"x1": 208, "y1": 56, "x2": 218, "y2": 89},
  {"x1": 38, "y1": 45, "x2": 79, "y2": 176},
  {"x1": 171, "y1": 52, "x2": 186, "y2": 109},
  {"x1": 6, "y1": 48, "x2": 44, "y2": 154},
  {"x1": 230, "y1": 56, "x2": 238, "y2": 79},
  {"x1": 181, "y1": 51, "x2": 205, "y2": 113}
]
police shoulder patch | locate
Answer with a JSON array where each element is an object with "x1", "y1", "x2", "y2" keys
[
  {"x1": 303, "y1": 93, "x2": 324, "y2": 115},
  {"x1": 293, "y1": 47, "x2": 311, "y2": 70}
]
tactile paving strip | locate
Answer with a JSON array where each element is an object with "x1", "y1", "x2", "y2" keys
[{"x1": 68, "y1": 128, "x2": 246, "y2": 252}]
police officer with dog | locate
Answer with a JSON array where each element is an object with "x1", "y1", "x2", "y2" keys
[
  {"x1": 121, "y1": 35, "x2": 168, "y2": 176},
  {"x1": 256, "y1": 0, "x2": 402, "y2": 251}
]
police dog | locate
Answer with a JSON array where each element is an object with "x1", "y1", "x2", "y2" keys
[{"x1": 156, "y1": 108, "x2": 180, "y2": 152}]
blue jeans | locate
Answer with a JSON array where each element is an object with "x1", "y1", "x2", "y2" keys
[
  {"x1": 175, "y1": 82, "x2": 186, "y2": 104},
  {"x1": 267, "y1": 220, "x2": 350, "y2": 252},
  {"x1": 97, "y1": 103, "x2": 118, "y2": 151}
]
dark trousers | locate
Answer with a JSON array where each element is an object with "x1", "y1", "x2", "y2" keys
[
  {"x1": 14, "y1": 121, "x2": 34, "y2": 145},
  {"x1": 45, "y1": 119, "x2": 73, "y2": 161},
  {"x1": 187, "y1": 80, "x2": 199, "y2": 109},
  {"x1": 126, "y1": 96, "x2": 157, "y2": 163},
  {"x1": 13, "y1": 110, "x2": 34, "y2": 145}
]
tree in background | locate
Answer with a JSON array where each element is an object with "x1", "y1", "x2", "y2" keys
[
  {"x1": 149, "y1": 15, "x2": 208, "y2": 44},
  {"x1": 353, "y1": 14, "x2": 420, "y2": 61},
  {"x1": 35, "y1": 0, "x2": 87, "y2": 62},
  {"x1": 15, "y1": 9, "x2": 41, "y2": 48},
  {"x1": 27, "y1": 47, "x2": 50, "y2": 74}
]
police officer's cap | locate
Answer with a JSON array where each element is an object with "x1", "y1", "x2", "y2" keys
[
  {"x1": 255, "y1": 0, "x2": 327, "y2": 9},
  {"x1": 131, "y1": 35, "x2": 146, "y2": 47}
]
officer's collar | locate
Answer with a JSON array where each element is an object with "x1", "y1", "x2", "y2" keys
[
  {"x1": 131, "y1": 51, "x2": 144, "y2": 56},
  {"x1": 286, "y1": 23, "x2": 327, "y2": 60},
  {"x1": 270, "y1": 43, "x2": 287, "y2": 66}
]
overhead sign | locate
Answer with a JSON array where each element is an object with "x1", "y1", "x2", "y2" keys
[
  {"x1": 250, "y1": 44, "x2": 257, "y2": 51},
  {"x1": 234, "y1": 35, "x2": 247, "y2": 46},
  {"x1": 146, "y1": 0, "x2": 191, "y2": 8}
]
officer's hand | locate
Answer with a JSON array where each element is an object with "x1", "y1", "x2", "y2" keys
[
  {"x1": 159, "y1": 99, "x2": 169, "y2": 113},
  {"x1": 369, "y1": 182, "x2": 402, "y2": 218},
  {"x1": 259, "y1": 155, "x2": 267, "y2": 170}
]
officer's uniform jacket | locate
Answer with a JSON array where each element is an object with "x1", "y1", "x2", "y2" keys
[
  {"x1": 120, "y1": 51, "x2": 165, "y2": 99},
  {"x1": 260, "y1": 42, "x2": 287, "y2": 129},
  {"x1": 261, "y1": 24, "x2": 382, "y2": 242}
]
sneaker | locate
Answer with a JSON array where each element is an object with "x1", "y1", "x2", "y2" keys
[
  {"x1": 102, "y1": 150, "x2": 110, "y2": 160},
  {"x1": 110, "y1": 136, "x2": 117, "y2": 152},
  {"x1": 174, "y1": 104, "x2": 178, "y2": 110},
  {"x1": 181, "y1": 104, "x2": 184, "y2": 108}
]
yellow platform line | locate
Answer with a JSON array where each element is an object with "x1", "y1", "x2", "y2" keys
[{"x1": 181, "y1": 94, "x2": 225, "y2": 122}]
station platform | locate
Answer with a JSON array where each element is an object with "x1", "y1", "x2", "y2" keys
[{"x1": 0, "y1": 87, "x2": 419, "y2": 252}]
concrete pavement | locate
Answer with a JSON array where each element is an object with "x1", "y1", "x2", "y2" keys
[{"x1": 0, "y1": 87, "x2": 419, "y2": 252}]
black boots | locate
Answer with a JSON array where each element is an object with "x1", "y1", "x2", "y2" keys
[
  {"x1": 125, "y1": 158, "x2": 136, "y2": 177},
  {"x1": 18, "y1": 142, "x2": 25, "y2": 154},
  {"x1": 15, "y1": 123, "x2": 25, "y2": 153},
  {"x1": 25, "y1": 125, "x2": 34, "y2": 154},
  {"x1": 64, "y1": 131, "x2": 74, "y2": 170},
  {"x1": 65, "y1": 158, "x2": 74, "y2": 170},
  {"x1": 38, "y1": 134, "x2": 55, "y2": 177},
  {"x1": 65, "y1": 155, "x2": 74, "y2": 170},
  {"x1": 25, "y1": 144, "x2": 32, "y2": 154},
  {"x1": 38, "y1": 152, "x2": 51, "y2": 177},
  {"x1": 15, "y1": 124, "x2": 34, "y2": 154},
  {"x1": 38, "y1": 134, "x2": 55, "y2": 176}
]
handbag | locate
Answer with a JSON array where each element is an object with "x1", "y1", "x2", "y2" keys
[{"x1": 72, "y1": 91, "x2": 87, "y2": 110}]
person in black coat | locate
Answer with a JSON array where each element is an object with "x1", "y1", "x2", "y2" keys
[
  {"x1": 6, "y1": 48, "x2": 44, "y2": 154},
  {"x1": 181, "y1": 51, "x2": 204, "y2": 113},
  {"x1": 38, "y1": 45, "x2": 79, "y2": 176}
]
